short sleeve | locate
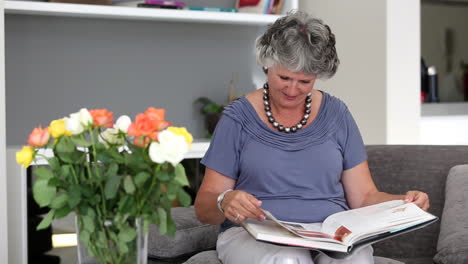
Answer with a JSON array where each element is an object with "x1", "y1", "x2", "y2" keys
[
  {"x1": 200, "y1": 115, "x2": 242, "y2": 179},
  {"x1": 337, "y1": 110, "x2": 367, "y2": 170}
]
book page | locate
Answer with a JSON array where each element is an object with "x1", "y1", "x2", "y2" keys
[
  {"x1": 262, "y1": 210, "x2": 341, "y2": 243},
  {"x1": 321, "y1": 200, "x2": 435, "y2": 244}
]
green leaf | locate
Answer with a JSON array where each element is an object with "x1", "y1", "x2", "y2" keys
[
  {"x1": 156, "y1": 168, "x2": 173, "y2": 182},
  {"x1": 118, "y1": 227, "x2": 137, "y2": 242},
  {"x1": 83, "y1": 215, "x2": 95, "y2": 233},
  {"x1": 134, "y1": 171, "x2": 150, "y2": 187},
  {"x1": 104, "y1": 175, "x2": 122, "y2": 199},
  {"x1": 96, "y1": 231, "x2": 107, "y2": 248},
  {"x1": 33, "y1": 179, "x2": 57, "y2": 207},
  {"x1": 47, "y1": 177, "x2": 61, "y2": 187},
  {"x1": 157, "y1": 207, "x2": 167, "y2": 234},
  {"x1": 68, "y1": 185, "x2": 81, "y2": 208},
  {"x1": 108, "y1": 149, "x2": 125, "y2": 164},
  {"x1": 80, "y1": 185, "x2": 94, "y2": 198},
  {"x1": 47, "y1": 157, "x2": 61, "y2": 171},
  {"x1": 70, "y1": 135, "x2": 92, "y2": 147},
  {"x1": 105, "y1": 163, "x2": 119, "y2": 179},
  {"x1": 79, "y1": 229, "x2": 91, "y2": 245},
  {"x1": 118, "y1": 196, "x2": 130, "y2": 213},
  {"x1": 118, "y1": 241, "x2": 129, "y2": 254},
  {"x1": 202, "y1": 103, "x2": 223, "y2": 114},
  {"x1": 50, "y1": 194, "x2": 69, "y2": 209},
  {"x1": 166, "y1": 183, "x2": 177, "y2": 201},
  {"x1": 36, "y1": 209, "x2": 55, "y2": 230},
  {"x1": 123, "y1": 175, "x2": 136, "y2": 194},
  {"x1": 177, "y1": 188, "x2": 192, "y2": 207},
  {"x1": 54, "y1": 205, "x2": 72, "y2": 219},
  {"x1": 174, "y1": 164, "x2": 189, "y2": 186},
  {"x1": 60, "y1": 165, "x2": 72, "y2": 179},
  {"x1": 167, "y1": 214, "x2": 176, "y2": 236},
  {"x1": 56, "y1": 137, "x2": 75, "y2": 153},
  {"x1": 34, "y1": 166, "x2": 54, "y2": 180},
  {"x1": 86, "y1": 208, "x2": 96, "y2": 219}
]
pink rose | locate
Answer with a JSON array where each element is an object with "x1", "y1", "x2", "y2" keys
[{"x1": 27, "y1": 126, "x2": 50, "y2": 147}]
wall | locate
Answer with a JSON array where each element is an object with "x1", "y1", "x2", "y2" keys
[
  {"x1": 5, "y1": 15, "x2": 261, "y2": 145},
  {"x1": 299, "y1": 0, "x2": 420, "y2": 144},
  {"x1": 421, "y1": 3, "x2": 468, "y2": 102},
  {"x1": 0, "y1": 1, "x2": 9, "y2": 263},
  {"x1": 386, "y1": 0, "x2": 420, "y2": 144}
]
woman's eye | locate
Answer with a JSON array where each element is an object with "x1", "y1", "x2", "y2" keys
[
  {"x1": 300, "y1": 80, "x2": 311, "y2": 84},
  {"x1": 279, "y1": 76, "x2": 289, "y2": 80}
]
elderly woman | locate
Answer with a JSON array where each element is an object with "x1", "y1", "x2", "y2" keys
[{"x1": 194, "y1": 11, "x2": 429, "y2": 264}]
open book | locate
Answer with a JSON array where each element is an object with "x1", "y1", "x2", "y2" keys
[{"x1": 241, "y1": 200, "x2": 437, "y2": 257}]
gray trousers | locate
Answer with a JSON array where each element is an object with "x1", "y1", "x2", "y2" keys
[{"x1": 217, "y1": 227, "x2": 374, "y2": 264}]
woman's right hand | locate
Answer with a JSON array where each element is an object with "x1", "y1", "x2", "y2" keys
[{"x1": 221, "y1": 190, "x2": 266, "y2": 223}]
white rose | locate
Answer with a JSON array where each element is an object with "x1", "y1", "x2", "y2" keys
[
  {"x1": 99, "y1": 128, "x2": 124, "y2": 147},
  {"x1": 76, "y1": 108, "x2": 93, "y2": 126},
  {"x1": 148, "y1": 130, "x2": 188, "y2": 166},
  {"x1": 65, "y1": 116, "x2": 84, "y2": 135},
  {"x1": 65, "y1": 108, "x2": 93, "y2": 135},
  {"x1": 114, "y1": 115, "x2": 131, "y2": 133}
]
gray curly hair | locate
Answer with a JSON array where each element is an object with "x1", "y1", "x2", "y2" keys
[{"x1": 255, "y1": 10, "x2": 339, "y2": 79}]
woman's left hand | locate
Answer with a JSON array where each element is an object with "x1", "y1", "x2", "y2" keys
[{"x1": 404, "y1": 190, "x2": 430, "y2": 211}]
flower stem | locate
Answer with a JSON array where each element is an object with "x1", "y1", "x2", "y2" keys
[
  {"x1": 138, "y1": 164, "x2": 161, "y2": 212},
  {"x1": 88, "y1": 127, "x2": 108, "y2": 216}
]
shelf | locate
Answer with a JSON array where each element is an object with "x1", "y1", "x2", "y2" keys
[
  {"x1": 421, "y1": 102, "x2": 468, "y2": 116},
  {"x1": 5, "y1": 0, "x2": 282, "y2": 26}
]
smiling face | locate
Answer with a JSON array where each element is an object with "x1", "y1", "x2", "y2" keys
[{"x1": 267, "y1": 65, "x2": 317, "y2": 110}]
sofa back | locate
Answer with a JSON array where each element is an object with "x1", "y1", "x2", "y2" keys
[{"x1": 366, "y1": 145, "x2": 468, "y2": 260}]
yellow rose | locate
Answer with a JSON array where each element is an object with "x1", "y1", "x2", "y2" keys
[
  {"x1": 49, "y1": 119, "x2": 72, "y2": 138},
  {"x1": 167, "y1": 126, "x2": 193, "y2": 146},
  {"x1": 16, "y1": 146, "x2": 34, "y2": 168}
]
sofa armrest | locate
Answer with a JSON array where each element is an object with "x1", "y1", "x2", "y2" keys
[
  {"x1": 148, "y1": 206, "x2": 219, "y2": 261},
  {"x1": 434, "y1": 165, "x2": 468, "y2": 264}
]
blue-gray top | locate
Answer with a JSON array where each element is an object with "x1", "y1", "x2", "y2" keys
[{"x1": 201, "y1": 92, "x2": 367, "y2": 231}]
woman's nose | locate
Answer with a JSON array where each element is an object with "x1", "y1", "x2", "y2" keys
[{"x1": 284, "y1": 81, "x2": 301, "y2": 96}]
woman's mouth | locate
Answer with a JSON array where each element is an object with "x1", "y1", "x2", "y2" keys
[{"x1": 283, "y1": 94, "x2": 298, "y2": 101}]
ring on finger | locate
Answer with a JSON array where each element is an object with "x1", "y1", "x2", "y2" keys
[{"x1": 234, "y1": 212, "x2": 240, "y2": 221}]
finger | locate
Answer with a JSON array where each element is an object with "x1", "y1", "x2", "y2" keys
[
  {"x1": 239, "y1": 201, "x2": 265, "y2": 221},
  {"x1": 404, "y1": 191, "x2": 416, "y2": 203},
  {"x1": 242, "y1": 196, "x2": 266, "y2": 220},
  {"x1": 423, "y1": 200, "x2": 430, "y2": 211},
  {"x1": 224, "y1": 191, "x2": 265, "y2": 222},
  {"x1": 222, "y1": 191, "x2": 256, "y2": 222}
]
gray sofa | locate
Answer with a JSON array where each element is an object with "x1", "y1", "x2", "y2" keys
[{"x1": 147, "y1": 145, "x2": 468, "y2": 264}]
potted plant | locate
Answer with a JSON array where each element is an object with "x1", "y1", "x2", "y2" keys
[
  {"x1": 16, "y1": 107, "x2": 193, "y2": 264},
  {"x1": 194, "y1": 73, "x2": 239, "y2": 137}
]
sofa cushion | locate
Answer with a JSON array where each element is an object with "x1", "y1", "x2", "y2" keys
[
  {"x1": 434, "y1": 165, "x2": 468, "y2": 264},
  {"x1": 184, "y1": 251, "x2": 403, "y2": 264},
  {"x1": 148, "y1": 206, "x2": 219, "y2": 260},
  {"x1": 184, "y1": 250, "x2": 221, "y2": 264}
]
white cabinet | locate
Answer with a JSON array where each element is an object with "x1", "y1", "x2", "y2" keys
[{"x1": 1, "y1": 1, "x2": 297, "y2": 263}]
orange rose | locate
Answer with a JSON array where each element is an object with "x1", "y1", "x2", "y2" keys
[
  {"x1": 127, "y1": 108, "x2": 172, "y2": 137},
  {"x1": 127, "y1": 113, "x2": 159, "y2": 137},
  {"x1": 145, "y1": 107, "x2": 165, "y2": 121},
  {"x1": 144, "y1": 107, "x2": 171, "y2": 131},
  {"x1": 89, "y1": 109, "x2": 114, "y2": 128},
  {"x1": 133, "y1": 136, "x2": 151, "y2": 148},
  {"x1": 27, "y1": 126, "x2": 50, "y2": 147}
]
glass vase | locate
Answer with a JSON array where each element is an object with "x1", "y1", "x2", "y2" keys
[{"x1": 76, "y1": 216, "x2": 148, "y2": 264}]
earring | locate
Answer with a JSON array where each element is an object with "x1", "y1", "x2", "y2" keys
[{"x1": 262, "y1": 67, "x2": 268, "y2": 74}]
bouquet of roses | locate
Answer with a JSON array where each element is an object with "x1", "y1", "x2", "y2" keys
[{"x1": 16, "y1": 107, "x2": 193, "y2": 264}]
